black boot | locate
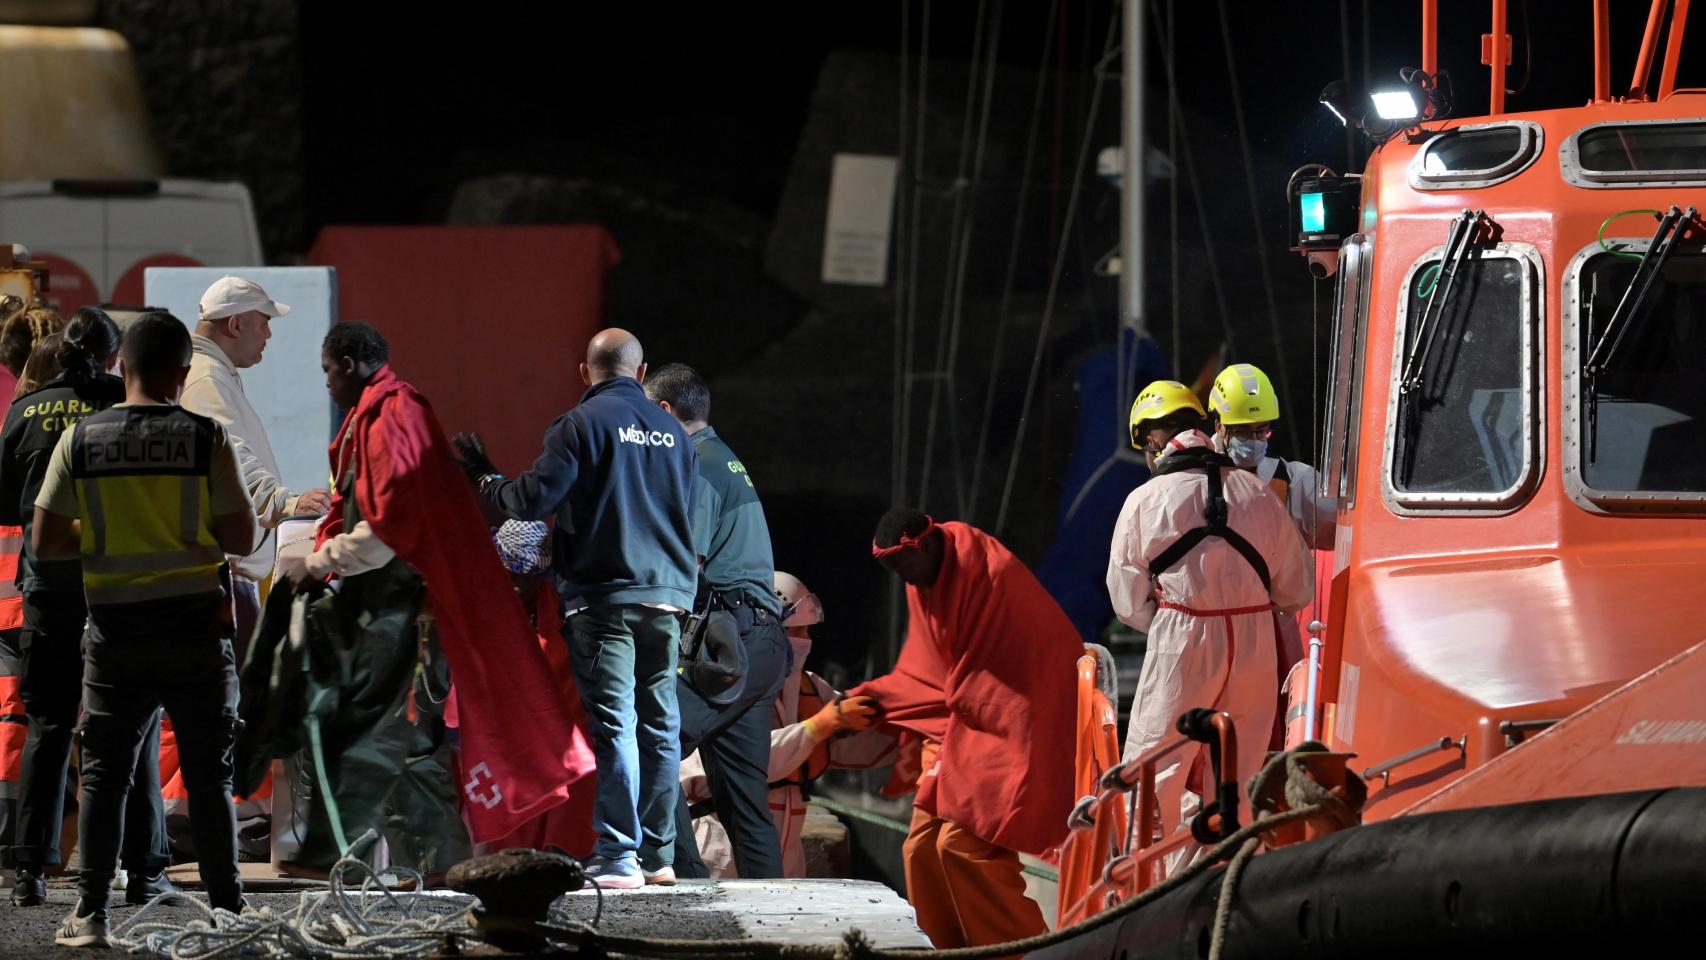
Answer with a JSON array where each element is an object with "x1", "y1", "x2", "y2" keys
[
  {"x1": 124, "y1": 869, "x2": 181, "y2": 905},
  {"x1": 10, "y1": 866, "x2": 46, "y2": 907}
]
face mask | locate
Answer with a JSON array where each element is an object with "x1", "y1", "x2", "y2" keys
[
  {"x1": 787, "y1": 631, "x2": 812, "y2": 676},
  {"x1": 1226, "y1": 436, "x2": 1268, "y2": 469}
]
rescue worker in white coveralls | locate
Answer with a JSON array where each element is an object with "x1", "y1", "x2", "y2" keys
[
  {"x1": 1106, "y1": 380, "x2": 1311, "y2": 859},
  {"x1": 1207, "y1": 362, "x2": 1337, "y2": 674},
  {"x1": 1208, "y1": 363, "x2": 1336, "y2": 551},
  {"x1": 679, "y1": 571, "x2": 897, "y2": 878}
]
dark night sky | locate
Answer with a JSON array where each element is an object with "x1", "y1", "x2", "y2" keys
[
  {"x1": 286, "y1": 1, "x2": 1702, "y2": 666},
  {"x1": 300, "y1": 1, "x2": 1701, "y2": 232}
]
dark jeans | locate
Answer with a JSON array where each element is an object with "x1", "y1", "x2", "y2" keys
[
  {"x1": 673, "y1": 597, "x2": 791, "y2": 879},
  {"x1": 230, "y1": 576, "x2": 261, "y2": 670},
  {"x1": 78, "y1": 594, "x2": 240, "y2": 911},
  {"x1": 566, "y1": 604, "x2": 681, "y2": 868},
  {"x1": 9, "y1": 590, "x2": 168, "y2": 874}
]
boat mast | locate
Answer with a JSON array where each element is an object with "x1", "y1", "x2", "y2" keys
[
  {"x1": 1120, "y1": 0, "x2": 1144, "y2": 345},
  {"x1": 1116, "y1": 0, "x2": 1146, "y2": 458}
]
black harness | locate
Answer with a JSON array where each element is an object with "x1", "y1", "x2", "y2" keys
[{"x1": 1148, "y1": 448, "x2": 1271, "y2": 591}]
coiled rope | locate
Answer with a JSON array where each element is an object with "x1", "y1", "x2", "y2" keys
[{"x1": 108, "y1": 832, "x2": 477, "y2": 960}]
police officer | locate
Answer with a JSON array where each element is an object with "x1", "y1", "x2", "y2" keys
[
  {"x1": 31, "y1": 312, "x2": 254, "y2": 947},
  {"x1": 644, "y1": 363, "x2": 790, "y2": 879},
  {"x1": 0, "y1": 309, "x2": 177, "y2": 907}
]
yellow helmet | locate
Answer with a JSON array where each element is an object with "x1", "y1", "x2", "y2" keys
[
  {"x1": 1129, "y1": 380, "x2": 1206, "y2": 448},
  {"x1": 1209, "y1": 363, "x2": 1280, "y2": 425}
]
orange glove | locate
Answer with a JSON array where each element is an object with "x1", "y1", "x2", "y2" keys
[{"x1": 803, "y1": 695, "x2": 880, "y2": 740}]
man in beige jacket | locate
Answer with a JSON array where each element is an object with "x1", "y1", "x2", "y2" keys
[{"x1": 182, "y1": 276, "x2": 329, "y2": 646}]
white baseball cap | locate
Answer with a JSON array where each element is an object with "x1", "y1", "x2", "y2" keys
[{"x1": 199, "y1": 275, "x2": 290, "y2": 321}]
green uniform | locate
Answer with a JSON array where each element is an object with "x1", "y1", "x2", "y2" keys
[{"x1": 689, "y1": 427, "x2": 782, "y2": 615}]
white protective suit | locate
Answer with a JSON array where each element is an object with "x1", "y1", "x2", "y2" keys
[
  {"x1": 1255, "y1": 456, "x2": 1337, "y2": 551},
  {"x1": 681, "y1": 631, "x2": 898, "y2": 878},
  {"x1": 1107, "y1": 429, "x2": 1313, "y2": 845}
]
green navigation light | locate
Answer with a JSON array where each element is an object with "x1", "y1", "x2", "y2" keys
[{"x1": 1300, "y1": 191, "x2": 1327, "y2": 233}]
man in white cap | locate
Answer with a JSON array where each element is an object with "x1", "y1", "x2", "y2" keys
[{"x1": 183, "y1": 276, "x2": 329, "y2": 643}]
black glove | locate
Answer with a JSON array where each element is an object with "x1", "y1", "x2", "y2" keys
[{"x1": 452, "y1": 432, "x2": 498, "y2": 486}]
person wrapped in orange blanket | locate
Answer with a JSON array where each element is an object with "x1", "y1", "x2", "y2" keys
[{"x1": 850, "y1": 509, "x2": 1081, "y2": 950}]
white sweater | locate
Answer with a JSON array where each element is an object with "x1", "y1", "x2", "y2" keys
[{"x1": 181, "y1": 335, "x2": 301, "y2": 580}]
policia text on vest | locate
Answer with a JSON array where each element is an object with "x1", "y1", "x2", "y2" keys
[{"x1": 40, "y1": 410, "x2": 246, "y2": 606}]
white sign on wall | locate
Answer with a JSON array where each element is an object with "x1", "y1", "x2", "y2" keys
[
  {"x1": 821, "y1": 153, "x2": 899, "y2": 286},
  {"x1": 144, "y1": 266, "x2": 338, "y2": 496}
]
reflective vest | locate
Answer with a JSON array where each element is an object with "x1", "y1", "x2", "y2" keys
[
  {"x1": 0, "y1": 524, "x2": 21, "y2": 630},
  {"x1": 69, "y1": 407, "x2": 227, "y2": 606},
  {"x1": 0, "y1": 525, "x2": 22, "y2": 784}
]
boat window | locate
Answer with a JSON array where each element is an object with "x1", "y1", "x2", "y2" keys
[
  {"x1": 1319, "y1": 234, "x2": 1371, "y2": 506},
  {"x1": 1387, "y1": 247, "x2": 1539, "y2": 508},
  {"x1": 1409, "y1": 122, "x2": 1542, "y2": 190},
  {"x1": 1562, "y1": 120, "x2": 1706, "y2": 187},
  {"x1": 1570, "y1": 247, "x2": 1706, "y2": 503}
]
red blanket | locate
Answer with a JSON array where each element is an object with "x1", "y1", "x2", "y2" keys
[
  {"x1": 851, "y1": 522, "x2": 1080, "y2": 855},
  {"x1": 319, "y1": 366, "x2": 596, "y2": 842},
  {"x1": 479, "y1": 585, "x2": 599, "y2": 856}
]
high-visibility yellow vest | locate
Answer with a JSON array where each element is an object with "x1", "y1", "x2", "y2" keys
[{"x1": 69, "y1": 407, "x2": 227, "y2": 606}]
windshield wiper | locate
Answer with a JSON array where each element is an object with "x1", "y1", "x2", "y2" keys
[
  {"x1": 1400, "y1": 209, "x2": 1486, "y2": 397},
  {"x1": 1585, "y1": 204, "x2": 1697, "y2": 462},
  {"x1": 1395, "y1": 210, "x2": 1486, "y2": 484}
]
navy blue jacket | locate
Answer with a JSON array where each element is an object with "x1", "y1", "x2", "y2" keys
[{"x1": 488, "y1": 376, "x2": 698, "y2": 611}]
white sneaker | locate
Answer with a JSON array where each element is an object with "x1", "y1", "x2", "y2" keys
[
  {"x1": 55, "y1": 906, "x2": 110, "y2": 948},
  {"x1": 642, "y1": 865, "x2": 677, "y2": 886}
]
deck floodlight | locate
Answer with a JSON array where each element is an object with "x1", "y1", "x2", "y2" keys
[
  {"x1": 1319, "y1": 80, "x2": 1364, "y2": 128},
  {"x1": 1371, "y1": 89, "x2": 1422, "y2": 121},
  {"x1": 1321, "y1": 70, "x2": 1443, "y2": 145}
]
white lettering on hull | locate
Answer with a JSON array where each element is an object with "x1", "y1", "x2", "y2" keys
[{"x1": 1615, "y1": 719, "x2": 1706, "y2": 745}]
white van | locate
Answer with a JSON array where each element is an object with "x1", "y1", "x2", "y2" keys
[{"x1": 0, "y1": 179, "x2": 262, "y2": 311}]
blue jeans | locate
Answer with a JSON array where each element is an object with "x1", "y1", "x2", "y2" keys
[{"x1": 566, "y1": 605, "x2": 681, "y2": 867}]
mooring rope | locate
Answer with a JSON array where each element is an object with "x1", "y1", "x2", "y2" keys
[{"x1": 109, "y1": 832, "x2": 474, "y2": 960}]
